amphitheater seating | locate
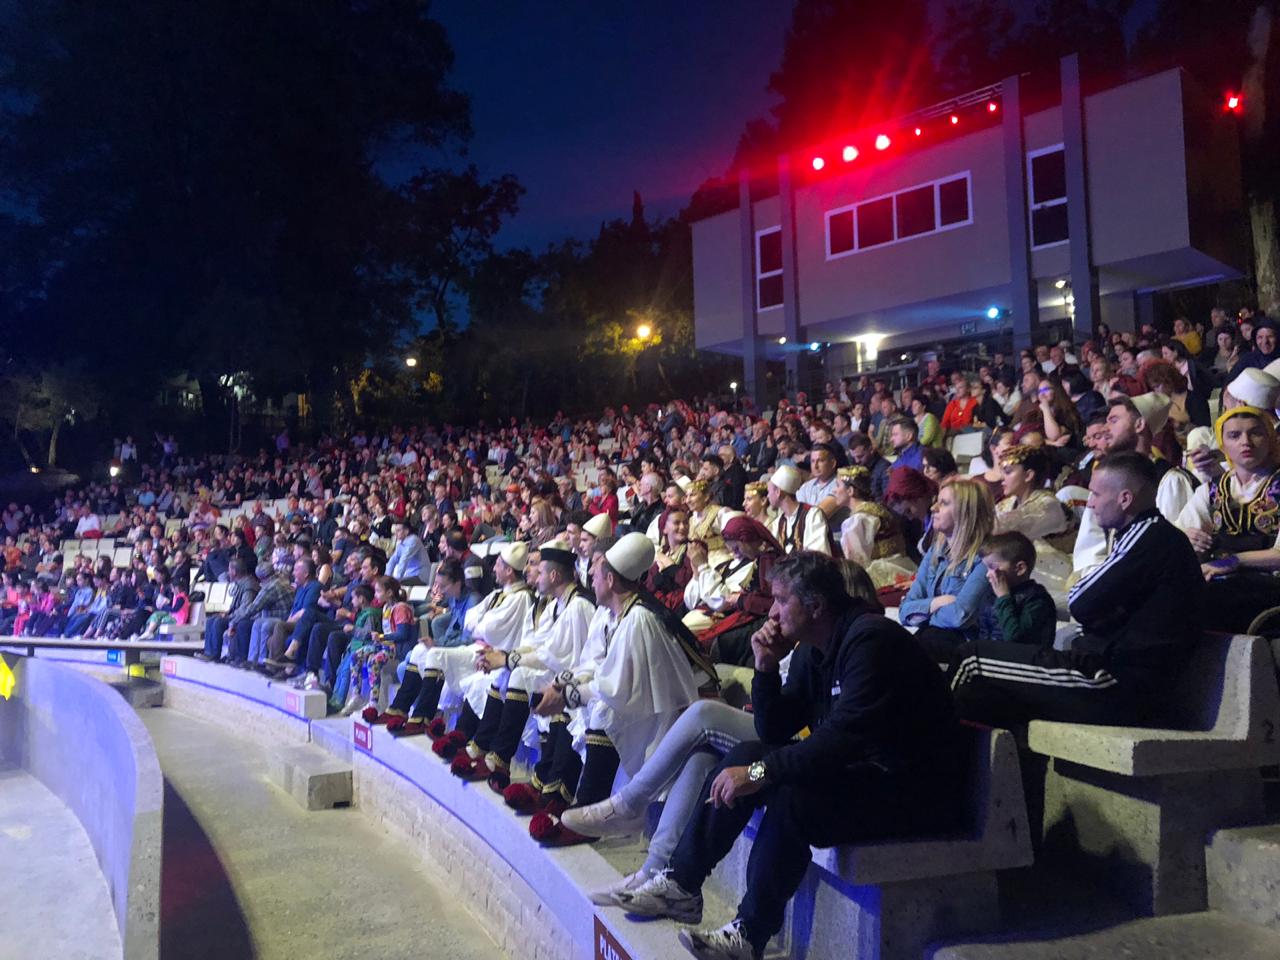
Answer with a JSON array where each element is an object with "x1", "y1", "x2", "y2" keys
[{"x1": 1030, "y1": 633, "x2": 1280, "y2": 915}]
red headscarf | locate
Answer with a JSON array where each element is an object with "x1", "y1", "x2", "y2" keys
[{"x1": 722, "y1": 515, "x2": 784, "y2": 555}]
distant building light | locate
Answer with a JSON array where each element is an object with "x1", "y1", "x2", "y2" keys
[
  {"x1": 950, "y1": 114, "x2": 960, "y2": 125},
  {"x1": 986, "y1": 306, "x2": 1001, "y2": 320},
  {"x1": 777, "y1": 336, "x2": 787, "y2": 345},
  {"x1": 874, "y1": 134, "x2": 891, "y2": 151},
  {"x1": 729, "y1": 381, "x2": 739, "y2": 391},
  {"x1": 1054, "y1": 279, "x2": 1067, "y2": 289},
  {"x1": 1226, "y1": 92, "x2": 1243, "y2": 113},
  {"x1": 914, "y1": 127, "x2": 923, "y2": 137},
  {"x1": 811, "y1": 156, "x2": 825, "y2": 171},
  {"x1": 809, "y1": 342, "x2": 821, "y2": 352},
  {"x1": 987, "y1": 101, "x2": 999, "y2": 113},
  {"x1": 841, "y1": 145, "x2": 859, "y2": 162}
]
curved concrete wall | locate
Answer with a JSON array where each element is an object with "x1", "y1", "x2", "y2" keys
[{"x1": 0, "y1": 655, "x2": 162, "y2": 960}]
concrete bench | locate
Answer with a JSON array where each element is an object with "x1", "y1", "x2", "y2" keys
[
  {"x1": 159, "y1": 654, "x2": 329, "y2": 720},
  {"x1": 708, "y1": 724, "x2": 1033, "y2": 960},
  {"x1": 267, "y1": 743, "x2": 352, "y2": 810},
  {"x1": 1028, "y1": 633, "x2": 1280, "y2": 915},
  {"x1": 8, "y1": 636, "x2": 203, "y2": 667}
]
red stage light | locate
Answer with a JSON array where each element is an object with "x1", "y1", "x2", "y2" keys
[
  {"x1": 950, "y1": 114, "x2": 959, "y2": 125},
  {"x1": 842, "y1": 145, "x2": 859, "y2": 162},
  {"x1": 987, "y1": 101, "x2": 999, "y2": 113},
  {"x1": 874, "y1": 134, "x2": 891, "y2": 151},
  {"x1": 812, "y1": 156, "x2": 825, "y2": 171},
  {"x1": 1226, "y1": 93, "x2": 1243, "y2": 113},
  {"x1": 914, "y1": 127, "x2": 922, "y2": 136}
]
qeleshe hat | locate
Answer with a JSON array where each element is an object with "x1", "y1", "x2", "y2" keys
[
  {"x1": 768, "y1": 464, "x2": 802, "y2": 495},
  {"x1": 605, "y1": 532, "x2": 655, "y2": 582}
]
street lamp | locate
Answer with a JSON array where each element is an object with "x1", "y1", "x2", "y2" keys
[
  {"x1": 636, "y1": 323, "x2": 652, "y2": 340},
  {"x1": 108, "y1": 461, "x2": 121, "y2": 478},
  {"x1": 405, "y1": 356, "x2": 418, "y2": 368}
]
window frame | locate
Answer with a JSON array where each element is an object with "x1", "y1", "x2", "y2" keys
[
  {"x1": 1027, "y1": 143, "x2": 1068, "y2": 250},
  {"x1": 824, "y1": 171, "x2": 973, "y2": 262},
  {"x1": 755, "y1": 225, "x2": 784, "y2": 313}
]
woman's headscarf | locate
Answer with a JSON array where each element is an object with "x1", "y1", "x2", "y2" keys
[{"x1": 1214, "y1": 405, "x2": 1279, "y2": 469}]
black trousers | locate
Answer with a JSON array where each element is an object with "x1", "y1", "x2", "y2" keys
[
  {"x1": 533, "y1": 717, "x2": 580, "y2": 803},
  {"x1": 947, "y1": 640, "x2": 1131, "y2": 728},
  {"x1": 489, "y1": 688, "x2": 537, "y2": 763},
  {"x1": 203, "y1": 615, "x2": 229, "y2": 658},
  {"x1": 668, "y1": 741, "x2": 942, "y2": 950},
  {"x1": 323, "y1": 629, "x2": 352, "y2": 685},
  {"x1": 913, "y1": 625, "x2": 972, "y2": 665},
  {"x1": 1203, "y1": 572, "x2": 1280, "y2": 635},
  {"x1": 301, "y1": 616, "x2": 339, "y2": 672}
]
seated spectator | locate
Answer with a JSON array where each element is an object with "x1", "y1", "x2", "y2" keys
[
  {"x1": 979, "y1": 532, "x2": 1057, "y2": 646},
  {"x1": 883, "y1": 467, "x2": 937, "y2": 563},
  {"x1": 887, "y1": 416, "x2": 924, "y2": 472},
  {"x1": 900, "y1": 477, "x2": 996, "y2": 659},
  {"x1": 951, "y1": 452, "x2": 1204, "y2": 727},
  {"x1": 1177, "y1": 405, "x2": 1280, "y2": 633},
  {"x1": 834, "y1": 466, "x2": 915, "y2": 589},
  {"x1": 910, "y1": 395, "x2": 942, "y2": 448},
  {"x1": 646, "y1": 509, "x2": 693, "y2": 612},
  {"x1": 920, "y1": 447, "x2": 958, "y2": 487},
  {"x1": 766, "y1": 465, "x2": 830, "y2": 555},
  {"x1": 847, "y1": 431, "x2": 891, "y2": 501},
  {"x1": 940, "y1": 377, "x2": 980, "y2": 435},
  {"x1": 795, "y1": 444, "x2": 840, "y2": 508},
  {"x1": 994, "y1": 445, "x2": 1070, "y2": 541},
  {"x1": 615, "y1": 553, "x2": 965, "y2": 959}
]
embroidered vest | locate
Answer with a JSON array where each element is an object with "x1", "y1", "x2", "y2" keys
[
  {"x1": 1209, "y1": 468, "x2": 1280, "y2": 555},
  {"x1": 851, "y1": 501, "x2": 906, "y2": 559}
]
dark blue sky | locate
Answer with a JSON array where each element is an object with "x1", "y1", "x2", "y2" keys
[{"x1": 432, "y1": 2, "x2": 796, "y2": 250}]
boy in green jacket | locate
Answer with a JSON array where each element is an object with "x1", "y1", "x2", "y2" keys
[{"x1": 981, "y1": 532, "x2": 1057, "y2": 646}]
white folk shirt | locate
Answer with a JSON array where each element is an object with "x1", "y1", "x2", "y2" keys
[
  {"x1": 773, "y1": 504, "x2": 831, "y2": 555},
  {"x1": 574, "y1": 597, "x2": 699, "y2": 775},
  {"x1": 682, "y1": 557, "x2": 755, "y2": 613},
  {"x1": 432, "y1": 582, "x2": 536, "y2": 716}
]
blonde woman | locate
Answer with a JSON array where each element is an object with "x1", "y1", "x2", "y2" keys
[
  {"x1": 900, "y1": 477, "x2": 996, "y2": 659},
  {"x1": 741, "y1": 481, "x2": 772, "y2": 525}
]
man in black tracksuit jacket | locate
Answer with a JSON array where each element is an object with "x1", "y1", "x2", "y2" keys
[
  {"x1": 653, "y1": 553, "x2": 967, "y2": 956},
  {"x1": 951, "y1": 450, "x2": 1205, "y2": 728}
]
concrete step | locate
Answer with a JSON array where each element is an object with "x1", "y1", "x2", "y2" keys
[
  {"x1": 106, "y1": 677, "x2": 164, "y2": 709},
  {"x1": 266, "y1": 743, "x2": 353, "y2": 811},
  {"x1": 1207, "y1": 824, "x2": 1280, "y2": 933},
  {"x1": 934, "y1": 912, "x2": 1280, "y2": 960}
]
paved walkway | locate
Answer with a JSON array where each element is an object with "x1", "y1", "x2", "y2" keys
[
  {"x1": 0, "y1": 766, "x2": 122, "y2": 960},
  {"x1": 141, "y1": 709, "x2": 502, "y2": 960}
]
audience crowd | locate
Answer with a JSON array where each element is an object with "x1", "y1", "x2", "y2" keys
[{"x1": 3, "y1": 305, "x2": 1277, "y2": 960}]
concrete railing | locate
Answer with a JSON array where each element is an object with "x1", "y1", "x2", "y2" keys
[{"x1": 0, "y1": 655, "x2": 163, "y2": 959}]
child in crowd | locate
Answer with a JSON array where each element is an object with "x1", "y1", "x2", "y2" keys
[
  {"x1": 61, "y1": 570, "x2": 97, "y2": 637},
  {"x1": 329, "y1": 583, "x2": 381, "y2": 713},
  {"x1": 979, "y1": 531, "x2": 1057, "y2": 647},
  {"x1": 11, "y1": 582, "x2": 33, "y2": 636},
  {"x1": 0, "y1": 571, "x2": 20, "y2": 634},
  {"x1": 23, "y1": 580, "x2": 59, "y2": 636}
]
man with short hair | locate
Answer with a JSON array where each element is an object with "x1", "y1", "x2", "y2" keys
[
  {"x1": 795, "y1": 444, "x2": 839, "y2": 508},
  {"x1": 1072, "y1": 394, "x2": 1196, "y2": 577},
  {"x1": 196, "y1": 557, "x2": 259, "y2": 662},
  {"x1": 387, "y1": 519, "x2": 429, "y2": 585},
  {"x1": 887, "y1": 416, "x2": 924, "y2": 472},
  {"x1": 847, "y1": 432, "x2": 891, "y2": 502},
  {"x1": 627, "y1": 472, "x2": 664, "y2": 538},
  {"x1": 618, "y1": 553, "x2": 965, "y2": 959},
  {"x1": 232, "y1": 562, "x2": 296, "y2": 667},
  {"x1": 951, "y1": 451, "x2": 1204, "y2": 728}
]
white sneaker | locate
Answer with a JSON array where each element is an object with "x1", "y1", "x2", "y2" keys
[
  {"x1": 339, "y1": 691, "x2": 364, "y2": 717},
  {"x1": 588, "y1": 868, "x2": 652, "y2": 906},
  {"x1": 561, "y1": 796, "x2": 647, "y2": 840},
  {"x1": 678, "y1": 920, "x2": 761, "y2": 960},
  {"x1": 614, "y1": 869, "x2": 703, "y2": 924},
  {"x1": 300, "y1": 672, "x2": 321, "y2": 691}
]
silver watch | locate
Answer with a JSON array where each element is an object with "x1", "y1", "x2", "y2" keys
[{"x1": 747, "y1": 759, "x2": 768, "y2": 783}]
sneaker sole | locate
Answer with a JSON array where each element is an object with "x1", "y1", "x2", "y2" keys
[
  {"x1": 617, "y1": 895, "x2": 703, "y2": 925},
  {"x1": 677, "y1": 929, "x2": 758, "y2": 960}
]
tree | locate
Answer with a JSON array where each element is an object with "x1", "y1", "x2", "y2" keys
[{"x1": 0, "y1": 1, "x2": 520, "y2": 439}]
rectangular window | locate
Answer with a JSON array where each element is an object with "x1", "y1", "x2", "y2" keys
[
  {"x1": 1028, "y1": 145, "x2": 1068, "y2": 248},
  {"x1": 938, "y1": 176, "x2": 970, "y2": 226},
  {"x1": 755, "y1": 227, "x2": 783, "y2": 311},
  {"x1": 828, "y1": 209, "x2": 854, "y2": 256},
  {"x1": 856, "y1": 197, "x2": 894, "y2": 249},
  {"x1": 825, "y1": 171, "x2": 972, "y2": 261},
  {"x1": 895, "y1": 185, "x2": 936, "y2": 239}
]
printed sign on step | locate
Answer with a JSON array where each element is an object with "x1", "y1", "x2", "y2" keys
[
  {"x1": 284, "y1": 691, "x2": 301, "y2": 714},
  {"x1": 594, "y1": 916, "x2": 633, "y2": 960},
  {"x1": 353, "y1": 722, "x2": 371, "y2": 752},
  {"x1": 161, "y1": 659, "x2": 177, "y2": 676}
]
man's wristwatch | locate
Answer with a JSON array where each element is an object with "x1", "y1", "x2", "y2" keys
[{"x1": 747, "y1": 760, "x2": 768, "y2": 784}]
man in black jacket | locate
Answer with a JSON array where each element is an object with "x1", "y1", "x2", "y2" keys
[
  {"x1": 618, "y1": 553, "x2": 965, "y2": 960},
  {"x1": 951, "y1": 451, "x2": 1204, "y2": 728}
]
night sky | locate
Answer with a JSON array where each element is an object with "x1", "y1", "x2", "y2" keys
[{"x1": 432, "y1": 2, "x2": 797, "y2": 251}]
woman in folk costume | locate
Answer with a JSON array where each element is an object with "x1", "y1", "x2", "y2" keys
[
  {"x1": 834, "y1": 465, "x2": 917, "y2": 589},
  {"x1": 684, "y1": 479, "x2": 733, "y2": 567},
  {"x1": 645, "y1": 507, "x2": 694, "y2": 613},
  {"x1": 681, "y1": 515, "x2": 784, "y2": 666},
  {"x1": 994, "y1": 445, "x2": 1070, "y2": 541},
  {"x1": 1176, "y1": 404, "x2": 1280, "y2": 633},
  {"x1": 741, "y1": 480, "x2": 773, "y2": 526}
]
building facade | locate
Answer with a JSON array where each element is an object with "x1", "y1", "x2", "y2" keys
[{"x1": 691, "y1": 56, "x2": 1247, "y2": 401}]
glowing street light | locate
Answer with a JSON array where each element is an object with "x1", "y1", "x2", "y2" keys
[
  {"x1": 109, "y1": 462, "x2": 121, "y2": 478},
  {"x1": 405, "y1": 356, "x2": 419, "y2": 368},
  {"x1": 730, "y1": 381, "x2": 739, "y2": 394},
  {"x1": 636, "y1": 323, "x2": 652, "y2": 340}
]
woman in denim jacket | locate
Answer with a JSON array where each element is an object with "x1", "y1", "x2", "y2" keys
[{"x1": 900, "y1": 477, "x2": 996, "y2": 662}]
